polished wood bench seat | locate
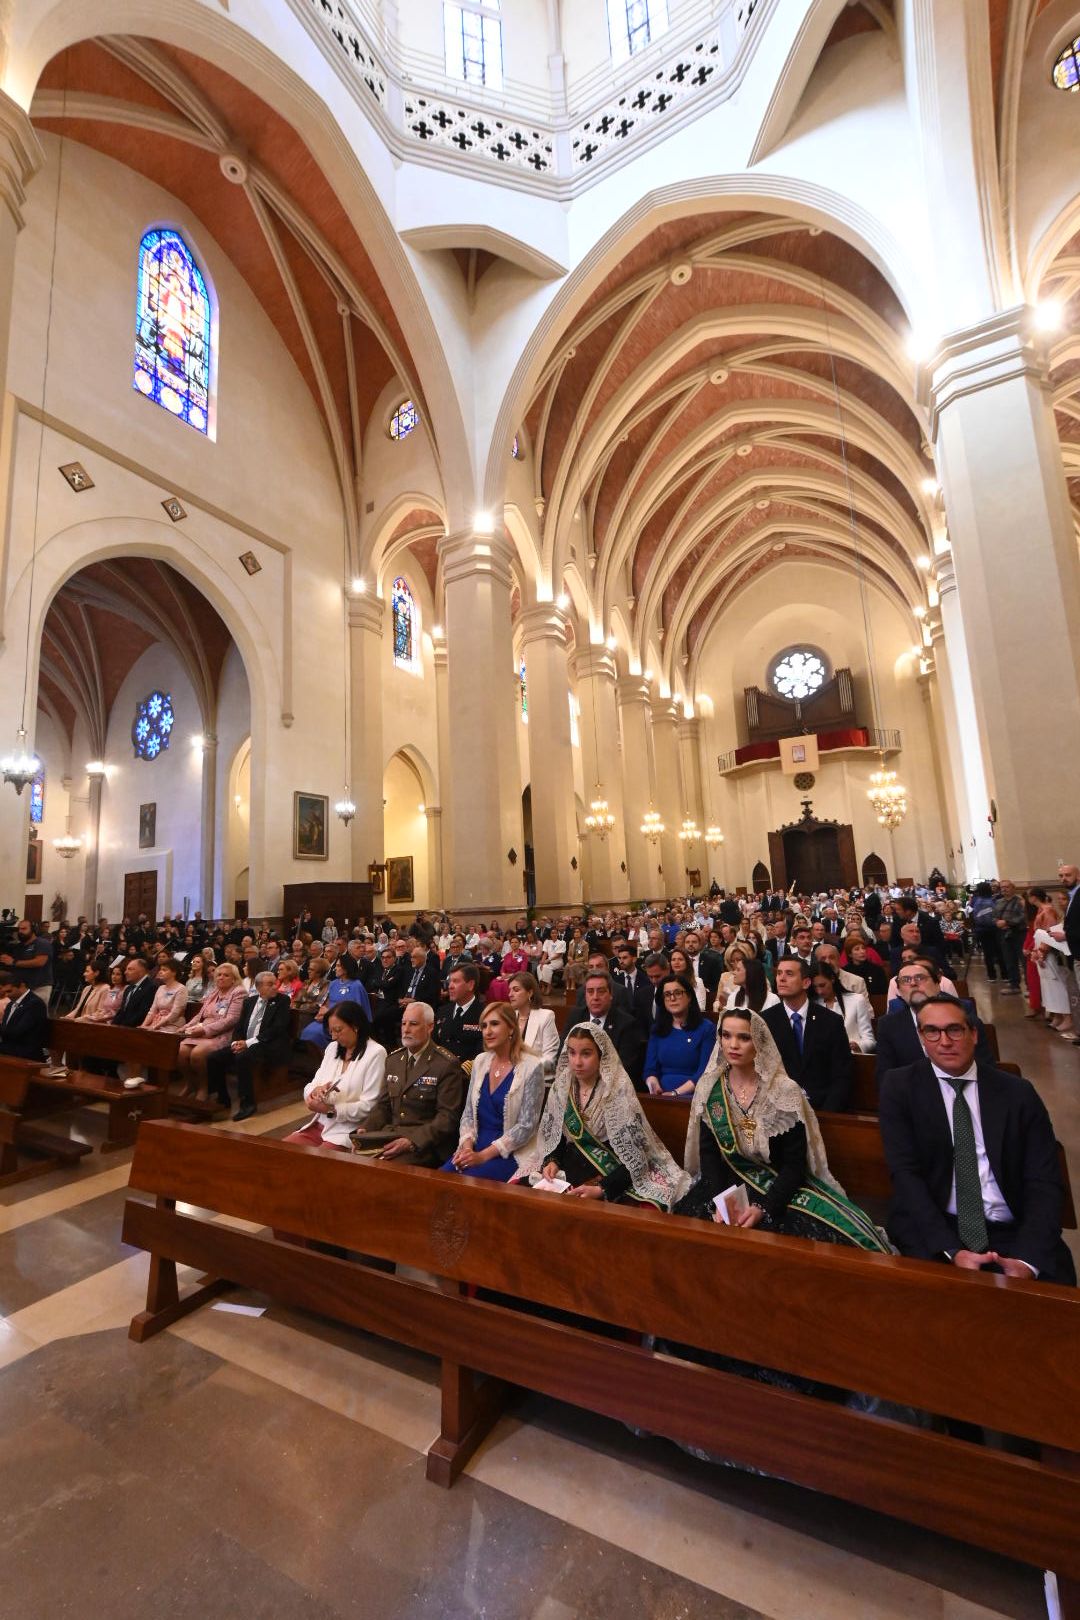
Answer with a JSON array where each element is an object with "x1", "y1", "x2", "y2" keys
[
  {"x1": 23, "y1": 1021, "x2": 184, "y2": 1150},
  {"x1": 0, "y1": 1056, "x2": 93, "y2": 1184},
  {"x1": 123, "y1": 1120, "x2": 1080, "y2": 1609}
]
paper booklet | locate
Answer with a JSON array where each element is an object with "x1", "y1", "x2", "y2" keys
[
  {"x1": 713, "y1": 1184, "x2": 750, "y2": 1223},
  {"x1": 533, "y1": 1176, "x2": 573, "y2": 1194}
]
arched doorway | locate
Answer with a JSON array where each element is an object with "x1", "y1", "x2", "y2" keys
[
  {"x1": 752, "y1": 861, "x2": 771, "y2": 894},
  {"x1": 862, "y1": 851, "x2": 888, "y2": 887},
  {"x1": 768, "y1": 812, "x2": 857, "y2": 894}
]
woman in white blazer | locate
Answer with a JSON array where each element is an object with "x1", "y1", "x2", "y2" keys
[
  {"x1": 811, "y1": 963, "x2": 876, "y2": 1054},
  {"x1": 443, "y1": 1002, "x2": 545, "y2": 1180},
  {"x1": 507, "y1": 972, "x2": 560, "y2": 1076},
  {"x1": 283, "y1": 1002, "x2": 386, "y2": 1149}
]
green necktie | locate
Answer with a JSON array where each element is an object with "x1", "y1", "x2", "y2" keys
[{"x1": 943, "y1": 1076, "x2": 990, "y2": 1253}]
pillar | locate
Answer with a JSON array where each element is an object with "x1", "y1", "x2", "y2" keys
[
  {"x1": 932, "y1": 554, "x2": 996, "y2": 880},
  {"x1": 677, "y1": 716, "x2": 706, "y2": 894},
  {"x1": 651, "y1": 700, "x2": 682, "y2": 900},
  {"x1": 616, "y1": 677, "x2": 656, "y2": 904},
  {"x1": 82, "y1": 772, "x2": 102, "y2": 919},
  {"x1": 199, "y1": 733, "x2": 217, "y2": 917},
  {"x1": 432, "y1": 640, "x2": 452, "y2": 907},
  {"x1": 0, "y1": 95, "x2": 44, "y2": 910},
  {"x1": 348, "y1": 592, "x2": 384, "y2": 880},
  {"x1": 573, "y1": 647, "x2": 628, "y2": 906},
  {"x1": 424, "y1": 805, "x2": 443, "y2": 908},
  {"x1": 520, "y1": 603, "x2": 580, "y2": 908},
  {"x1": 930, "y1": 309, "x2": 1080, "y2": 877},
  {"x1": 439, "y1": 530, "x2": 522, "y2": 910}
]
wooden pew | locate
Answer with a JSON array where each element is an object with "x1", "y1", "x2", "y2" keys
[
  {"x1": 27, "y1": 1022, "x2": 182, "y2": 1151},
  {"x1": 122, "y1": 1120, "x2": 1080, "y2": 1603},
  {"x1": 0, "y1": 1056, "x2": 93, "y2": 1184}
]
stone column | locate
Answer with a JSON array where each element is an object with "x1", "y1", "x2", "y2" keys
[
  {"x1": 348, "y1": 592, "x2": 384, "y2": 880},
  {"x1": 520, "y1": 603, "x2": 580, "y2": 908},
  {"x1": 677, "y1": 716, "x2": 706, "y2": 893},
  {"x1": 199, "y1": 734, "x2": 218, "y2": 917},
  {"x1": 439, "y1": 530, "x2": 522, "y2": 911},
  {"x1": 573, "y1": 647, "x2": 628, "y2": 905},
  {"x1": 930, "y1": 310, "x2": 1080, "y2": 877},
  {"x1": 616, "y1": 677, "x2": 657, "y2": 904},
  {"x1": 424, "y1": 805, "x2": 443, "y2": 908},
  {"x1": 432, "y1": 640, "x2": 452, "y2": 903},
  {"x1": 82, "y1": 772, "x2": 103, "y2": 919},
  {"x1": 0, "y1": 96, "x2": 43, "y2": 910},
  {"x1": 650, "y1": 700, "x2": 683, "y2": 899}
]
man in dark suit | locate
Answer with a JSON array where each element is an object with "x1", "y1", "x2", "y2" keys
[
  {"x1": 402, "y1": 945, "x2": 441, "y2": 1011},
  {"x1": 112, "y1": 957, "x2": 157, "y2": 1027},
  {"x1": 570, "y1": 951, "x2": 633, "y2": 1019},
  {"x1": 563, "y1": 970, "x2": 645, "y2": 1087},
  {"x1": 0, "y1": 975, "x2": 48, "y2": 1059},
  {"x1": 206, "y1": 972, "x2": 293, "y2": 1121},
  {"x1": 370, "y1": 946, "x2": 412, "y2": 1043},
  {"x1": 436, "y1": 963, "x2": 486, "y2": 1064},
  {"x1": 784, "y1": 923, "x2": 815, "y2": 970},
  {"x1": 354, "y1": 1001, "x2": 466, "y2": 1166},
  {"x1": 888, "y1": 896, "x2": 946, "y2": 972},
  {"x1": 612, "y1": 940, "x2": 656, "y2": 1038},
  {"x1": 876, "y1": 959, "x2": 991, "y2": 1083},
  {"x1": 879, "y1": 996, "x2": 1075, "y2": 1284},
  {"x1": 640, "y1": 952, "x2": 671, "y2": 1029},
  {"x1": 762, "y1": 957, "x2": 852, "y2": 1111}
]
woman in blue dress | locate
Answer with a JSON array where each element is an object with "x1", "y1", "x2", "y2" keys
[
  {"x1": 442, "y1": 1001, "x2": 545, "y2": 1180},
  {"x1": 300, "y1": 955, "x2": 372, "y2": 1051},
  {"x1": 643, "y1": 974, "x2": 715, "y2": 1096}
]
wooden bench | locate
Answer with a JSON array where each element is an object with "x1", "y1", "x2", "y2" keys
[
  {"x1": 0, "y1": 1056, "x2": 93, "y2": 1184},
  {"x1": 28, "y1": 1022, "x2": 183, "y2": 1150},
  {"x1": 641, "y1": 1095, "x2": 1076, "y2": 1228},
  {"x1": 122, "y1": 1120, "x2": 1080, "y2": 1608}
]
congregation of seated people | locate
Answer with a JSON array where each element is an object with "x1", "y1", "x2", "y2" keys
[{"x1": 1, "y1": 869, "x2": 1075, "y2": 1290}]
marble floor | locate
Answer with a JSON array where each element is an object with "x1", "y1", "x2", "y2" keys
[{"x1": 0, "y1": 968, "x2": 1074, "y2": 1620}]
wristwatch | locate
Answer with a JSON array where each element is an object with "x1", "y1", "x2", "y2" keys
[{"x1": 326, "y1": 1105, "x2": 337, "y2": 1119}]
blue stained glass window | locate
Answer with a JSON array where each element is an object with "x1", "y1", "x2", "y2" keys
[
  {"x1": 389, "y1": 398, "x2": 419, "y2": 440},
  {"x1": 1053, "y1": 36, "x2": 1080, "y2": 90},
  {"x1": 132, "y1": 691, "x2": 175, "y2": 761},
  {"x1": 392, "y1": 577, "x2": 415, "y2": 667},
  {"x1": 511, "y1": 433, "x2": 523, "y2": 460},
  {"x1": 133, "y1": 229, "x2": 212, "y2": 434},
  {"x1": 519, "y1": 659, "x2": 528, "y2": 720},
  {"x1": 29, "y1": 774, "x2": 44, "y2": 825}
]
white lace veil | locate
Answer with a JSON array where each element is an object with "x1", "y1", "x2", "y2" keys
[
  {"x1": 683, "y1": 1009, "x2": 844, "y2": 1194},
  {"x1": 518, "y1": 1022, "x2": 690, "y2": 1208}
]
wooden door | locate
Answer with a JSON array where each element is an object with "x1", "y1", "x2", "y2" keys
[
  {"x1": 124, "y1": 870, "x2": 158, "y2": 922},
  {"x1": 23, "y1": 893, "x2": 43, "y2": 923}
]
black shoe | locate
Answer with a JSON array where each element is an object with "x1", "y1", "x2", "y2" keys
[{"x1": 232, "y1": 1105, "x2": 257, "y2": 1122}]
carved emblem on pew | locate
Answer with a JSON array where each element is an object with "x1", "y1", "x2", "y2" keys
[{"x1": 429, "y1": 1193, "x2": 470, "y2": 1268}]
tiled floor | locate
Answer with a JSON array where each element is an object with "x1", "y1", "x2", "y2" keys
[{"x1": 0, "y1": 968, "x2": 1073, "y2": 1619}]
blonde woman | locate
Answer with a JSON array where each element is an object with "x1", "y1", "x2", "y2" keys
[
  {"x1": 506, "y1": 971, "x2": 560, "y2": 1076},
  {"x1": 177, "y1": 962, "x2": 245, "y2": 1101},
  {"x1": 442, "y1": 1002, "x2": 544, "y2": 1180}
]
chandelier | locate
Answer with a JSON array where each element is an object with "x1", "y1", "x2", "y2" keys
[
  {"x1": 677, "y1": 816, "x2": 700, "y2": 844},
  {"x1": 705, "y1": 825, "x2": 724, "y2": 848},
  {"x1": 334, "y1": 793, "x2": 357, "y2": 827},
  {"x1": 53, "y1": 827, "x2": 82, "y2": 859},
  {"x1": 640, "y1": 807, "x2": 664, "y2": 843},
  {"x1": 586, "y1": 790, "x2": 615, "y2": 839},
  {"x1": 868, "y1": 762, "x2": 908, "y2": 830},
  {"x1": 1, "y1": 728, "x2": 41, "y2": 794}
]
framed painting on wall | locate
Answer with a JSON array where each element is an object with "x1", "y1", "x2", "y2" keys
[
  {"x1": 26, "y1": 830, "x2": 42, "y2": 885},
  {"x1": 368, "y1": 864, "x2": 385, "y2": 894},
  {"x1": 386, "y1": 855, "x2": 414, "y2": 905},
  {"x1": 139, "y1": 802, "x2": 156, "y2": 849},
  {"x1": 293, "y1": 792, "x2": 329, "y2": 861}
]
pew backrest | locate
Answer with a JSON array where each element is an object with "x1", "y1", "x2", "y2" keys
[{"x1": 46, "y1": 1018, "x2": 181, "y2": 1078}]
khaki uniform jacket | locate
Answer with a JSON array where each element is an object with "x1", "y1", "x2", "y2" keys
[{"x1": 358, "y1": 1041, "x2": 466, "y2": 1165}]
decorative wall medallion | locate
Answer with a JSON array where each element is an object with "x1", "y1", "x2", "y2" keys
[
  {"x1": 161, "y1": 497, "x2": 187, "y2": 522},
  {"x1": 793, "y1": 771, "x2": 816, "y2": 791},
  {"x1": 429, "y1": 1193, "x2": 470, "y2": 1269},
  {"x1": 59, "y1": 462, "x2": 93, "y2": 492},
  {"x1": 238, "y1": 550, "x2": 262, "y2": 576}
]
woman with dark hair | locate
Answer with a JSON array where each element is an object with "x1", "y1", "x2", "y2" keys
[
  {"x1": 506, "y1": 971, "x2": 559, "y2": 1075},
  {"x1": 643, "y1": 974, "x2": 715, "y2": 1096},
  {"x1": 669, "y1": 946, "x2": 706, "y2": 1009},
  {"x1": 284, "y1": 1002, "x2": 385, "y2": 1149},
  {"x1": 299, "y1": 952, "x2": 372, "y2": 1051},
  {"x1": 63, "y1": 961, "x2": 112, "y2": 1022},
  {"x1": 724, "y1": 955, "x2": 778, "y2": 1016},
  {"x1": 810, "y1": 962, "x2": 875, "y2": 1053}
]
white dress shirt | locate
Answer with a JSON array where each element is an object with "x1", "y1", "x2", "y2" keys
[{"x1": 931, "y1": 1061, "x2": 1015, "y2": 1225}]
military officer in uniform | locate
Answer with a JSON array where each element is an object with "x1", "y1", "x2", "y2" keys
[{"x1": 352, "y1": 1001, "x2": 465, "y2": 1166}]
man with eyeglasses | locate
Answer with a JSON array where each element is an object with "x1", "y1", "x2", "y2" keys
[
  {"x1": 875, "y1": 958, "x2": 991, "y2": 1083},
  {"x1": 879, "y1": 995, "x2": 1074, "y2": 1284}
]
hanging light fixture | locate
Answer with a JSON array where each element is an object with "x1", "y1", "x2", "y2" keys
[
  {"x1": 817, "y1": 276, "x2": 913, "y2": 842},
  {"x1": 53, "y1": 813, "x2": 82, "y2": 860},
  {"x1": 3, "y1": 74, "x2": 67, "y2": 796},
  {"x1": 705, "y1": 824, "x2": 724, "y2": 848},
  {"x1": 640, "y1": 807, "x2": 664, "y2": 843},
  {"x1": 586, "y1": 789, "x2": 615, "y2": 839},
  {"x1": 334, "y1": 793, "x2": 356, "y2": 827},
  {"x1": 677, "y1": 816, "x2": 700, "y2": 844}
]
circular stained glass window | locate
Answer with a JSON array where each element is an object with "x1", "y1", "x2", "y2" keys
[
  {"x1": 1052, "y1": 34, "x2": 1080, "y2": 91},
  {"x1": 772, "y1": 650, "x2": 826, "y2": 701},
  {"x1": 132, "y1": 690, "x2": 175, "y2": 760}
]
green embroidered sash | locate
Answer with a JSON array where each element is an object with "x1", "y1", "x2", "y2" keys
[
  {"x1": 563, "y1": 1090, "x2": 664, "y2": 1209},
  {"x1": 704, "y1": 1079, "x2": 889, "y2": 1252}
]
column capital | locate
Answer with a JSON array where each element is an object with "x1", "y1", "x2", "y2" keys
[
  {"x1": 348, "y1": 592, "x2": 383, "y2": 636},
  {"x1": 615, "y1": 675, "x2": 651, "y2": 708},
  {"x1": 677, "y1": 715, "x2": 701, "y2": 743},
  {"x1": 934, "y1": 551, "x2": 957, "y2": 599},
  {"x1": 651, "y1": 699, "x2": 680, "y2": 726},
  {"x1": 439, "y1": 529, "x2": 514, "y2": 590},
  {"x1": 518, "y1": 601, "x2": 569, "y2": 648},
  {"x1": 424, "y1": 805, "x2": 442, "y2": 821},
  {"x1": 432, "y1": 643, "x2": 448, "y2": 673},
  {"x1": 0, "y1": 91, "x2": 44, "y2": 232},
  {"x1": 924, "y1": 307, "x2": 1052, "y2": 436},
  {"x1": 572, "y1": 645, "x2": 616, "y2": 684}
]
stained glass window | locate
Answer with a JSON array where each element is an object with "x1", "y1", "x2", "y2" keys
[
  {"x1": 607, "y1": 0, "x2": 668, "y2": 64},
  {"x1": 511, "y1": 433, "x2": 523, "y2": 460},
  {"x1": 133, "y1": 229, "x2": 212, "y2": 434},
  {"x1": 29, "y1": 773, "x2": 44, "y2": 825},
  {"x1": 520, "y1": 659, "x2": 528, "y2": 721},
  {"x1": 1053, "y1": 35, "x2": 1080, "y2": 90},
  {"x1": 392, "y1": 577, "x2": 416, "y2": 668},
  {"x1": 389, "y1": 398, "x2": 419, "y2": 440},
  {"x1": 444, "y1": 0, "x2": 502, "y2": 88},
  {"x1": 132, "y1": 691, "x2": 176, "y2": 761},
  {"x1": 772, "y1": 650, "x2": 826, "y2": 701}
]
